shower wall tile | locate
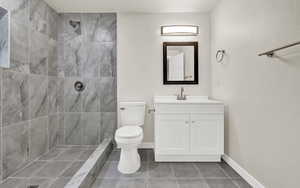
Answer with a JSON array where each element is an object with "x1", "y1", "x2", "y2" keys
[
  {"x1": 99, "y1": 42, "x2": 116, "y2": 77},
  {"x1": 61, "y1": 14, "x2": 84, "y2": 77},
  {"x1": 81, "y1": 113, "x2": 101, "y2": 145},
  {"x1": 48, "y1": 40, "x2": 58, "y2": 76},
  {"x1": 48, "y1": 77, "x2": 58, "y2": 114},
  {"x1": 82, "y1": 13, "x2": 116, "y2": 42},
  {"x1": 63, "y1": 37, "x2": 85, "y2": 77},
  {"x1": 57, "y1": 15, "x2": 65, "y2": 77},
  {"x1": 82, "y1": 79, "x2": 100, "y2": 112},
  {"x1": 10, "y1": 0, "x2": 29, "y2": 25},
  {"x1": 64, "y1": 77, "x2": 82, "y2": 112},
  {"x1": 0, "y1": 128, "x2": 2, "y2": 180},
  {"x1": 101, "y1": 112, "x2": 117, "y2": 140},
  {"x1": 81, "y1": 13, "x2": 101, "y2": 41},
  {"x1": 2, "y1": 71, "x2": 29, "y2": 127},
  {"x1": 98, "y1": 13, "x2": 117, "y2": 42},
  {"x1": 58, "y1": 114, "x2": 65, "y2": 145},
  {"x1": 29, "y1": 30, "x2": 49, "y2": 75},
  {"x1": 58, "y1": 12, "x2": 117, "y2": 146},
  {"x1": 47, "y1": 7, "x2": 58, "y2": 40},
  {"x1": 29, "y1": 0, "x2": 48, "y2": 35},
  {"x1": 29, "y1": 117, "x2": 48, "y2": 160},
  {"x1": 10, "y1": 18, "x2": 30, "y2": 73},
  {"x1": 64, "y1": 113, "x2": 101, "y2": 145},
  {"x1": 99, "y1": 77, "x2": 117, "y2": 112},
  {"x1": 57, "y1": 78, "x2": 64, "y2": 112},
  {"x1": 81, "y1": 42, "x2": 101, "y2": 78},
  {"x1": 57, "y1": 41, "x2": 65, "y2": 78},
  {"x1": 48, "y1": 114, "x2": 60, "y2": 149},
  {"x1": 65, "y1": 113, "x2": 82, "y2": 145},
  {"x1": 48, "y1": 77, "x2": 64, "y2": 114},
  {"x1": 2, "y1": 121, "x2": 29, "y2": 178},
  {"x1": 29, "y1": 75, "x2": 48, "y2": 118},
  {"x1": 0, "y1": 70, "x2": 2, "y2": 177},
  {"x1": 0, "y1": 70, "x2": 2, "y2": 123},
  {"x1": 61, "y1": 13, "x2": 82, "y2": 42},
  {"x1": 0, "y1": 0, "x2": 61, "y2": 180}
]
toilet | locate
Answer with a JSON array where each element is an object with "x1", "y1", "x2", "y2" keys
[{"x1": 115, "y1": 101, "x2": 146, "y2": 174}]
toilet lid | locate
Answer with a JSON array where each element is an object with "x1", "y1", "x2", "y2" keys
[{"x1": 116, "y1": 126, "x2": 143, "y2": 138}]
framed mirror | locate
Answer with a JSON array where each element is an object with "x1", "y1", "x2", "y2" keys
[
  {"x1": 0, "y1": 6, "x2": 10, "y2": 68},
  {"x1": 163, "y1": 42, "x2": 198, "y2": 85}
]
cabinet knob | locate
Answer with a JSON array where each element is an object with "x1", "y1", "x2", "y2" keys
[
  {"x1": 191, "y1": 121, "x2": 195, "y2": 123},
  {"x1": 185, "y1": 121, "x2": 189, "y2": 124}
]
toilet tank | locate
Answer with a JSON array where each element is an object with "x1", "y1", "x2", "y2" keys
[{"x1": 119, "y1": 101, "x2": 146, "y2": 126}]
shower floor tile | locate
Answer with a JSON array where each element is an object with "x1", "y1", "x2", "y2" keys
[
  {"x1": 91, "y1": 149, "x2": 252, "y2": 188},
  {"x1": 0, "y1": 146, "x2": 96, "y2": 188}
]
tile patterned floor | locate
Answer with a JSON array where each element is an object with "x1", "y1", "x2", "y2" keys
[
  {"x1": 0, "y1": 146, "x2": 97, "y2": 188},
  {"x1": 0, "y1": 148, "x2": 252, "y2": 188},
  {"x1": 91, "y1": 149, "x2": 252, "y2": 188}
]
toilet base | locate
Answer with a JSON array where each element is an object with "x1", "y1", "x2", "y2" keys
[
  {"x1": 118, "y1": 147, "x2": 141, "y2": 174},
  {"x1": 115, "y1": 130, "x2": 143, "y2": 174}
]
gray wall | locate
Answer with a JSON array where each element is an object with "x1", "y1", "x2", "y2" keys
[
  {"x1": 211, "y1": 0, "x2": 300, "y2": 187},
  {"x1": 57, "y1": 13, "x2": 117, "y2": 146},
  {"x1": 0, "y1": 0, "x2": 61, "y2": 179}
]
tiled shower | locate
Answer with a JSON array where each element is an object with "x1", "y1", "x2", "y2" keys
[
  {"x1": 58, "y1": 13, "x2": 117, "y2": 146},
  {"x1": 0, "y1": 0, "x2": 117, "y2": 182}
]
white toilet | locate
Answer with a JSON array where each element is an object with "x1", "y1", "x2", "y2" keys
[{"x1": 115, "y1": 101, "x2": 145, "y2": 174}]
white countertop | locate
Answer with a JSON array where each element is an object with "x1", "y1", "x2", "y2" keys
[{"x1": 154, "y1": 96, "x2": 223, "y2": 104}]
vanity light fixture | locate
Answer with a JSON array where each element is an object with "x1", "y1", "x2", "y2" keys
[{"x1": 161, "y1": 25, "x2": 199, "y2": 36}]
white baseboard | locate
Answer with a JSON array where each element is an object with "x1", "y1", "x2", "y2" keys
[
  {"x1": 222, "y1": 154, "x2": 265, "y2": 188},
  {"x1": 156, "y1": 154, "x2": 221, "y2": 162},
  {"x1": 139, "y1": 142, "x2": 154, "y2": 149}
]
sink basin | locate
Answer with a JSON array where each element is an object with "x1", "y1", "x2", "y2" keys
[{"x1": 154, "y1": 96, "x2": 222, "y2": 104}]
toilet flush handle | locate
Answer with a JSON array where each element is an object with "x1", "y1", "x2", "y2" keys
[{"x1": 120, "y1": 107, "x2": 125, "y2": 110}]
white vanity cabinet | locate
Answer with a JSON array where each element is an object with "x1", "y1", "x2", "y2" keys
[
  {"x1": 155, "y1": 114, "x2": 190, "y2": 154},
  {"x1": 154, "y1": 96, "x2": 224, "y2": 162}
]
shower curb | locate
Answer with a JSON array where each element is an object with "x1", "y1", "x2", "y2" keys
[{"x1": 64, "y1": 139, "x2": 113, "y2": 188}]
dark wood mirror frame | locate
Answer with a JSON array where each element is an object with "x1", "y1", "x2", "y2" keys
[{"x1": 163, "y1": 42, "x2": 199, "y2": 85}]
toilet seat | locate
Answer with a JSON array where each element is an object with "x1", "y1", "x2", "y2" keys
[{"x1": 116, "y1": 126, "x2": 143, "y2": 139}]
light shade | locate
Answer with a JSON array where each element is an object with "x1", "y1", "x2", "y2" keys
[{"x1": 161, "y1": 25, "x2": 199, "y2": 36}]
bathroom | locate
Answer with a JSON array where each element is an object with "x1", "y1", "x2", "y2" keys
[{"x1": 0, "y1": 0, "x2": 299, "y2": 187}]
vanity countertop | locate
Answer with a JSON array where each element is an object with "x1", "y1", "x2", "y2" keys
[{"x1": 154, "y1": 96, "x2": 223, "y2": 104}]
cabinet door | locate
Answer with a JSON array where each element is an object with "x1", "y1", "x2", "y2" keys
[
  {"x1": 190, "y1": 114, "x2": 224, "y2": 154},
  {"x1": 155, "y1": 114, "x2": 189, "y2": 154}
]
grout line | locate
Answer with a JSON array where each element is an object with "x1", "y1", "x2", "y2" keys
[
  {"x1": 217, "y1": 163, "x2": 242, "y2": 188},
  {"x1": 40, "y1": 147, "x2": 66, "y2": 160},
  {"x1": 169, "y1": 160, "x2": 176, "y2": 179},
  {"x1": 8, "y1": 156, "x2": 48, "y2": 178},
  {"x1": 45, "y1": 178, "x2": 58, "y2": 188},
  {"x1": 57, "y1": 160, "x2": 75, "y2": 178},
  {"x1": 2, "y1": 146, "x2": 94, "y2": 185},
  {"x1": 27, "y1": 2, "x2": 33, "y2": 170},
  {"x1": 38, "y1": 160, "x2": 86, "y2": 162},
  {"x1": 192, "y1": 163, "x2": 210, "y2": 187},
  {"x1": 8, "y1": 145, "x2": 71, "y2": 178},
  {"x1": 217, "y1": 163, "x2": 234, "y2": 179}
]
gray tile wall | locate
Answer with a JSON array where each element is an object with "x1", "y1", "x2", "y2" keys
[
  {"x1": 58, "y1": 13, "x2": 117, "y2": 146},
  {"x1": 0, "y1": 0, "x2": 117, "y2": 181},
  {"x1": 0, "y1": 0, "x2": 61, "y2": 180}
]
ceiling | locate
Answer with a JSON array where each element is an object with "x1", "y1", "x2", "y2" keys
[{"x1": 44, "y1": 0, "x2": 220, "y2": 13}]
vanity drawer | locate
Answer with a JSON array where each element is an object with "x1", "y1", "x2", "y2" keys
[{"x1": 155, "y1": 104, "x2": 224, "y2": 114}]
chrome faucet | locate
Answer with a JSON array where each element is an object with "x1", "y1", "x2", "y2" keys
[{"x1": 177, "y1": 87, "x2": 187, "y2": 100}]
